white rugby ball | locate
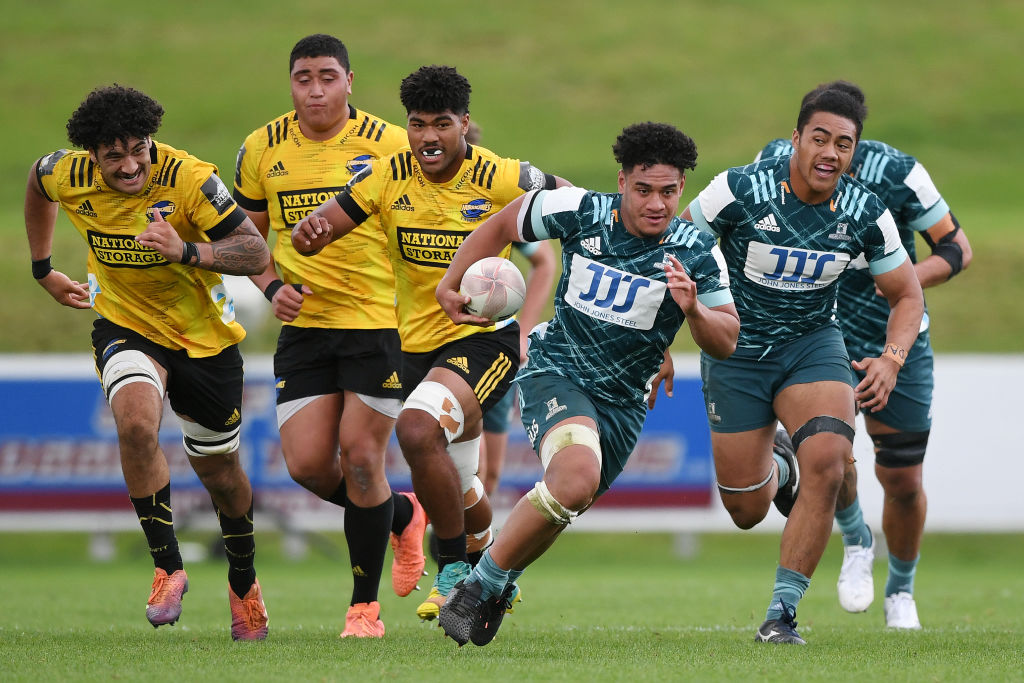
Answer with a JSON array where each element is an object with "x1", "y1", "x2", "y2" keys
[{"x1": 459, "y1": 256, "x2": 527, "y2": 322}]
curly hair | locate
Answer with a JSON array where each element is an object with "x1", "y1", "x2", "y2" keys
[
  {"x1": 399, "y1": 65, "x2": 471, "y2": 115},
  {"x1": 66, "y1": 85, "x2": 163, "y2": 151},
  {"x1": 290, "y1": 33, "x2": 350, "y2": 73},
  {"x1": 796, "y1": 85, "x2": 868, "y2": 139},
  {"x1": 799, "y1": 80, "x2": 866, "y2": 110},
  {"x1": 612, "y1": 122, "x2": 697, "y2": 175}
]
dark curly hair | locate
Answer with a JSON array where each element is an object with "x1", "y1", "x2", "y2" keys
[
  {"x1": 399, "y1": 65, "x2": 470, "y2": 115},
  {"x1": 290, "y1": 33, "x2": 350, "y2": 73},
  {"x1": 612, "y1": 122, "x2": 697, "y2": 175},
  {"x1": 66, "y1": 85, "x2": 163, "y2": 151},
  {"x1": 796, "y1": 84, "x2": 868, "y2": 139}
]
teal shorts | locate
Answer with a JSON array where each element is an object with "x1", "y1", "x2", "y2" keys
[
  {"x1": 849, "y1": 332, "x2": 933, "y2": 433},
  {"x1": 517, "y1": 372, "x2": 646, "y2": 496},
  {"x1": 700, "y1": 323, "x2": 854, "y2": 433}
]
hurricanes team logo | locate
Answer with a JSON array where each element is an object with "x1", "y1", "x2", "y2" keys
[
  {"x1": 460, "y1": 198, "x2": 492, "y2": 221},
  {"x1": 346, "y1": 155, "x2": 373, "y2": 175},
  {"x1": 146, "y1": 201, "x2": 177, "y2": 221}
]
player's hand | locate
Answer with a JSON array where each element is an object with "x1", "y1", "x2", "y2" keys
[
  {"x1": 647, "y1": 350, "x2": 675, "y2": 410},
  {"x1": 37, "y1": 270, "x2": 91, "y2": 309},
  {"x1": 135, "y1": 210, "x2": 185, "y2": 262},
  {"x1": 852, "y1": 355, "x2": 900, "y2": 413},
  {"x1": 435, "y1": 286, "x2": 491, "y2": 326},
  {"x1": 665, "y1": 254, "x2": 698, "y2": 315},
  {"x1": 272, "y1": 283, "x2": 312, "y2": 323},
  {"x1": 291, "y1": 215, "x2": 334, "y2": 255}
]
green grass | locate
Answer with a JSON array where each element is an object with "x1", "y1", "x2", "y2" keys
[
  {"x1": 1, "y1": 531, "x2": 1021, "y2": 681},
  {"x1": 1, "y1": 0, "x2": 1022, "y2": 353}
]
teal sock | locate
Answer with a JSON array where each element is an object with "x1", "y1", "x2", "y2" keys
[
  {"x1": 507, "y1": 568, "x2": 524, "y2": 587},
  {"x1": 885, "y1": 553, "x2": 919, "y2": 596},
  {"x1": 835, "y1": 497, "x2": 872, "y2": 548},
  {"x1": 765, "y1": 566, "x2": 810, "y2": 621},
  {"x1": 471, "y1": 550, "x2": 510, "y2": 601},
  {"x1": 772, "y1": 453, "x2": 790, "y2": 488}
]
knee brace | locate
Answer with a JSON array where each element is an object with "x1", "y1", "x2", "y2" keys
[
  {"x1": 792, "y1": 415, "x2": 855, "y2": 451},
  {"x1": 526, "y1": 480, "x2": 578, "y2": 526},
  {"x1": 179, "y1": 418, "x2": 241, "y2": 457},
  {"x1": 403, "y1": 381, "x2": 465, "y2": 442},
  {"x1": 448, "y1": 436, "x2": 482, "y2": 494},
  {"x1": 101, "y1": 350, "x2": 163, "y2": 402},
  {"x1": 466, "y1": 526, "x2": 492, "y2": 553},
  {"x1": 539, "y1": 423, "x2": 602, "y2": 471},
  {"x1": 873, "y1": 430, "x2": 929, "y2": 468}
]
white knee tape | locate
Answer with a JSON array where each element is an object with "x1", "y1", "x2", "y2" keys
[
  {"x1": 448, "y1": 436, "x2": 482, "y2": 494},
  {"x1": 179, "y1": 418, "x2": 241, "y2": 457},
  {"x1": 539, "y1": 423, "x2": 601, "y2": 471},
  {"x1": 526, "y1": 480, "x2": 577, "y2": 525},
  {"x1": 402, "y1": 380, "x2": 465, "y2": 442},
  {"x1": 463, "y1": 474, "x2": 485, "y2": 509},
  {"x1": 101, "y1": 350, "x2": 163, "y2": 402},
  {"x1": 466, "y1": 525, "x2": 492, "y2": 553}
]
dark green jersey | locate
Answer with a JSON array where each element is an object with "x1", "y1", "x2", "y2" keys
[
  {"x1": 688, "y1": 155, "x2": 907, "y2": 350},
  {"x1": 757, "y1": 139, "x2": 948, "y2": 357},
  {"x1": 515, "y1": 186, "x2": 732, "y2": 405}
]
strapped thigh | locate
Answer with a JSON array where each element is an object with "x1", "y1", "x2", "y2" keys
[{"x1": 792, "y1": 415, "x2": 855, "y2": 451}]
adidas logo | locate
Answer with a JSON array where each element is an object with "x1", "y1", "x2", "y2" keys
[
  {"x1": 76, "y1": 200, "x2": 98, "y2": 217},
  {"x1": 390, "y1": 194, "x2": 415, "y2": 211},
  {"x1": 446, "y1": 356, "x2": 469, "y2": 373},
  {"x1": 753, "y1": 213, "x2": 780, "y2": 232},
  {"x1": 580, "y1": 236, "x2": 601, "y2": 255},
  {"x1": 224, "y1": 408, "x2": 240, "y2": 426},
  {"x1": 266, "y1": 161, "x2": 288, "y2": 177},
  {"x1": 381, "y1": 372, "x2": 402, "y2": 389}
]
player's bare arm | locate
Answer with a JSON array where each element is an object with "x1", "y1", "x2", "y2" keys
[
  {"x1": 291, "y1": 196, "x2": 357, "y2": 255},
  {"x1": 242, "y1": 208, "x2": 311, "y2": 323},
  {"x1": 664, "y1": 254, "x2": 738, "y2": 361},
  {"x1": 136, "y1": 211, "x2": 270, "y2": 276},
  {"x1": 436, "y1": 196, "x2": 526, "y2": 326},
  {"x1": 853, "y1": 258, "x2": 924, "y2": 412},
  {"x1": 23, "y1": 162, "x2": 90, "y2": 309},
  {"x1": 917, "y1": 212, "x2": 972, "y2": 287}
]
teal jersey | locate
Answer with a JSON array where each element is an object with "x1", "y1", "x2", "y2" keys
[
  {"x1": 515, "y1": 186, "x2": 732, "y2": 405},
  {"x1": 688, "y1": 155, "x2": 907, "y2": 350},
  {"x1": 757, "y1": 139, "x2": 948, "y2": 357}
]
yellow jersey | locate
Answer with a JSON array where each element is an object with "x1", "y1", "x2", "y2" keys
[
  {"x1": 36, "y1": 141, "x2": 248, "y2": 357},
  {"x1": 233, "y1": 106, "x2": 406, "y2": 329},
  {"x1": 337, "y1": 144, "x2": 553, "y2": 352}
]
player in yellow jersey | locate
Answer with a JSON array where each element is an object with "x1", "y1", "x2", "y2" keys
[
  {"x1": 292, "y1": 65, "x2": 569, "y2": 620},
  {"x1": 232, "y1": 34, "x2": 427, "y2": 639},
  {"x1": 24, "y1": 85, "x2": 272, "y2": 640}
]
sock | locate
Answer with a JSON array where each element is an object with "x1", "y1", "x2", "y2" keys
[
  {"x1": 765, "y1": 566, "x2": 810, "y2": 621},
  {"x1": 216, "y1": 500, "x2": 257, "y2": 599},
  {"x1": 471, "y1": 550, "x2": 511, "y2": 601},
  {"x1": 507, "y1": 568, "x2": 524, "y2": 587},
  {"x1": 773, "y1": 453, "x2": 790, "y2": 489},
  {"x1": 835, "y1": 496, "x2": 873, "y2": 548},
  {"x1": 885, "y1": 553, "x2": 919, "y2": 597},
  {"x1": 344, "y1": 497, "x2": 393, "y2": 604},
  {"x1": 391, "y1": 492, "x2": 414, "y2": 535},
  {"x1": 130, "y1": 483, "x2": 182, "y2": 574},
  {"x1": 326, "y1": 479, "x2": 348, "y2": 508},
  {"x1": 437, "y1": 533, "x2": 468, "y2": 571}
]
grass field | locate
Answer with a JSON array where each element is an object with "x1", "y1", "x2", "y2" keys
[
  {"x1": 2, "y1": 530, "x2": 1022, "y2": 681},
  {"x1": 1, "y1": 0, "x2": 1022, "y2": 353}
]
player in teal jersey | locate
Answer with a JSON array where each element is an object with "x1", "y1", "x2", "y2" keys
[
  {"x1": 756, "y1": 81, "x2": 973, "y2": 629},
  {"x1": 682, "y1": 87, "x2": 925, "y2": 644},
  {"x1": 433, "y1": 122, "x2": 739, "y2": 646}
]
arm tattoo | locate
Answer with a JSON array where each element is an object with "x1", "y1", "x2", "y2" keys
[{"x1": 207, "y1": 221, "x2": 270, "y2": 275}]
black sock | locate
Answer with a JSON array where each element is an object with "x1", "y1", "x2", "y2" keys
[
  {"x1": 130, "y1": 483, "x2": 182, "y2": 573},
  {"x1": 467, "y1": 549, "x2": 484, "y2": 567},
  {"x1": 215, "y1": 500, "x2": 256, "y2": 599},
  {"x1": 437, "y1": 533, "x2": 468, "y2": 571},
  {"x1": 345, "y1": 497, "x2": 393, "y2": 604},
  {"x1": 326, "y1": 478, "x2": 348, "y2": 508},
  {"x1": 391, "y1": 492, "x2": 413, "y2": 535}
]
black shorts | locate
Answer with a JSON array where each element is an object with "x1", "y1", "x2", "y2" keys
[
  {"x1": 402, "y1": 323, "x2": 520, "y2": 414},
  {"x1": 92, "y1": 318, "x2": 243, "y2": 432},
  {"x1": 273, "y1": 325, "x2": 403, "y2": 405}
]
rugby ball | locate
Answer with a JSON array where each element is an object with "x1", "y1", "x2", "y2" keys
[{"x1": 459, "y1": 257, "x2": 527, "y2": 322}]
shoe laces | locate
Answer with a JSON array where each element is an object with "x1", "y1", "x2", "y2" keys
[
  {"x1": 236, "y1": 594, "x2": 265, "y2": 628},
  {"x1": 777, "y1": 600, "x2": 799, "y2": 630},
  {"x1": 149, "y1": 571, "x2": 176, "y2": 603}
]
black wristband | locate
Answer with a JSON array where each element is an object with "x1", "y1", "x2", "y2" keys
[
  {"x1": 263, "y1": 279, "x2": 285, "y2": 302},
  {"x1": 180, "y1": 241, "x2": 200, "y2": 266},
  {"x1": 32, "y1": 256, "x2": 53, "y2": 280}
]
